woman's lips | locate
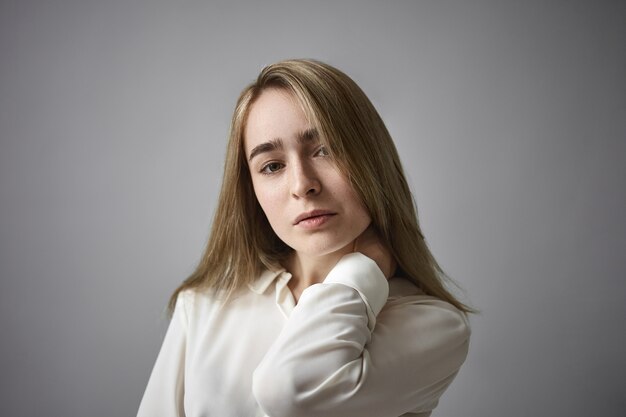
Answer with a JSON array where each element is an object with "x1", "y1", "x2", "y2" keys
[
  {"x1": 296, "y1": 213, "x2": 336, "y2": 229},
  {"x1": 294, "y1": 210, "x2": 336, "y2": 226}
]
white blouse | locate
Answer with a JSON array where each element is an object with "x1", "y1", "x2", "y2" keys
[{"x1": 137, "y1": 253, "x2": 470, "y2": 417}]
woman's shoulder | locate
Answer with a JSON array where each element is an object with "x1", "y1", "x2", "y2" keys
[
  {"x1": 173, "y1": 277, "x2": 276, "y2": 321},
  {"x1": 171, "y1": 287, "x2": 228, "y2": 323},
  {"x1": 385, "y1": 276, "x2": 471, "y2": 337}
]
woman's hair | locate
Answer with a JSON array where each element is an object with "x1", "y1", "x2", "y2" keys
[{"x1": 169, "y1": 59, "x2": 472, "y2": 313}]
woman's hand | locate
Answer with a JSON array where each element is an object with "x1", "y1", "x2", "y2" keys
[{"x1": 352, "y1": 225, "x2": 397, "y2": 279}]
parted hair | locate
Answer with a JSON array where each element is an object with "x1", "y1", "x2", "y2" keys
[{"x1": 169, "y1": 59, "x2": 472, "y2": 314}]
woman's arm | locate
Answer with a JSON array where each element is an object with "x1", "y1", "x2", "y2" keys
[
  {"x1": 252, "y1": 253, "x2": 470, "y2": 417},
  {"x1": 136, "y1": 292, "x2": 189, "y2": 417}
]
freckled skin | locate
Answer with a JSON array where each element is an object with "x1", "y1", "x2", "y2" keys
[{"x1": 244, "y1": 88, "x2": 371, "y2": 262}]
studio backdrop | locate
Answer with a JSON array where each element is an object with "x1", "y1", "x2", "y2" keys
[{"x1": 1, "y1": 1, "x2": 624, "y2": 416}]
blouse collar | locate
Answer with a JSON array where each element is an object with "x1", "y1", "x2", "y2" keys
[{"x1": 248, "y1": 268, "x2": 287, "y2": 294}]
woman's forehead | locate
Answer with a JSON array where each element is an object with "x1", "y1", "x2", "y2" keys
[{"x1": 243, "y1": 89, "x2": 316, "y2": 152}]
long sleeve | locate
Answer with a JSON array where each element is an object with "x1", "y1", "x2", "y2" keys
[
  {"x1": 252, "y1": 253, "x2": 470, "y2": 417},
  {"x1": 137, "y1": 292, "x2": 189, "y2": 417}
]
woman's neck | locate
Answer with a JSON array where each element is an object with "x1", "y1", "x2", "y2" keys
[{"x1": 284, "y1": 245, "x2": 352, "y2": 302}]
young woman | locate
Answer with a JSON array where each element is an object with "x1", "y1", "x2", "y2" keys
[{"x1": 137, "y1": 59, "x2": 472, "y2": 417}]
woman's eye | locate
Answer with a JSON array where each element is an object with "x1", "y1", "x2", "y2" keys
[
  {"x1": 260, "y1": 162, "x2": 284, "y2": 174},
  {"x1": 315, "y1": 146, "x2": 329, "y2": 157}
]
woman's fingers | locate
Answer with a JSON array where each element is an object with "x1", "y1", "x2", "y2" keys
[{"x1": 353, "y1": 225, "x2": 396, "y2": 279}]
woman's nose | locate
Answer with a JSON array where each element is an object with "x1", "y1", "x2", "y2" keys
[{"x1": 290, "y1": 161, "x2": 321, "y2": 198}]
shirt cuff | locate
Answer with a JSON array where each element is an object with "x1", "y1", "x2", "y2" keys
[{"x1": 324, "y1": 252, "x2": 390, "y2": 324}]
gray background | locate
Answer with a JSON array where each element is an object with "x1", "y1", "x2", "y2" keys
[{"x1": 1, "y1": 1, "x2": 625, "y2": 416}]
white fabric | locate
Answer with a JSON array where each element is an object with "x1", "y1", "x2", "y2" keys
[{"x1": 137, "y1": 253, "x2": 470, "y2": 417}]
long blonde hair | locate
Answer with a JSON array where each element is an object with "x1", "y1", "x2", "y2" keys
[{"x1": 169, "y1": 59, "x2": 472, "y2": 314}]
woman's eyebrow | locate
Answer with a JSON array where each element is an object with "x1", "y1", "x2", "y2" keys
[
  {"x1": 298, "y1": 127, "x2": 319, "y2": 143},
  {"x1": 248, "y1": 138, "x2": 283, "y2": 162},
  {"x1": 248, "y1": 128, "x2": 319, "y2": 162}
]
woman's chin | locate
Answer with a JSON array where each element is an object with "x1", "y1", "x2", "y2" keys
[{"x1": 289, "y1": 238, "x2": 355, "y2": 261}]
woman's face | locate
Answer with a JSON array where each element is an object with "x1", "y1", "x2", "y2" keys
[{"x1": 244, "y1": 88, "x2": 371, "y2": 258}]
